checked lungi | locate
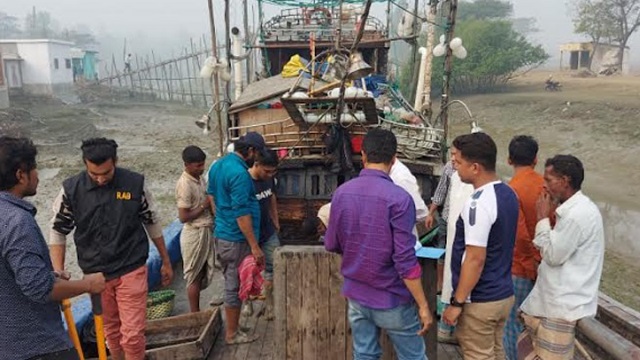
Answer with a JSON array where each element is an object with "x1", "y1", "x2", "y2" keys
[{"x1": 517, "y1": 313, "x2": 577, "y2": 360}]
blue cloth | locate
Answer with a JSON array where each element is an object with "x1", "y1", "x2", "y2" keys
[
  {"x1": 451, "y1": 182, "x2": 518, "y2": 303},
  {"x1": 348, "y1": 299, "x2": 427, "y2": 360},
  {"x1": 0, "y1": 192, "x2": 72, "y2": 360},
  {"x1": 324, "y1": 169, "x2": 420, "y2": 310},
  {"x1": 503, "y1": 276, "x2": 534, "y2": 360},
  {"x1": 207, "y1": 153, "x2": 260, "y2": 242}
]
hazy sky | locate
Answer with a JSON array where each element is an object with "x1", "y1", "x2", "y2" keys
[{"x1": 1, "y1": 0, "x2": 638, "y2": 68}]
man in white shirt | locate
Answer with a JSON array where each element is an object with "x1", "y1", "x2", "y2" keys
[
  {"x1": 389, "y1": 159, "x2": 428, "y2": 248},
  {"x1": 519, "y1": 155, "x2": 604, "y2": 360}
]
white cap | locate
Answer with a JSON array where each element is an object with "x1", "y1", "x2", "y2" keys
[{"x1": 317, "y1": 203, "x2": 331, "y2": 227}]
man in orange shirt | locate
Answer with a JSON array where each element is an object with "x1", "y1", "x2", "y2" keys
[{"x1": 503, "y1": 135, "x2": 544, "y2": 360}]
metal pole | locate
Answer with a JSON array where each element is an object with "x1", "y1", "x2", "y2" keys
[
  {"x1": 408, "y1": 0, "x2": 421, "y2": 104},
  {"x1": 420, "y1": 0, "x2": 439, "y2": 120},
  {"x1": 243, "y1": 0, "x2": 252, "y2": 83},
  {"x1": 440, "y1": 0, "x2": 458, "y2": 146},
  {"x1": 207, "y1": 0, "x2": 224, "y2": 155}
]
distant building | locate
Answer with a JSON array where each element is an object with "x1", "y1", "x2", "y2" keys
[
  {"x1": 559, "y1": 42, "x2": 630, "y2": 75},
  {"x1": 0, "y1": 39, "x2": 75, "y2": 96},
  {"x1": 70, "y1": 47, "x2": 99, "y2": 82},
  {"x1": 0, "y1": 52, "x2": 9, "y2": 108}
]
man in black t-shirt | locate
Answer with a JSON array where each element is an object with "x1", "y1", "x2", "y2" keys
[{"x1": 248, "y1": 148, "x2": 280, "y2": 320}]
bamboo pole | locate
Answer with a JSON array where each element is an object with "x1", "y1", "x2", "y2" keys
[
  {"x1": 440, "y1": 0, "x2": 458, "y2": 144},
  {"x1": 145, "y1": 55, "x2": 155, "y2": 100},
  {"x1": 420, "y1": 0, "x2": 439, "y2": 119},
  {"x1": 191, "y1": 38, "x2": 209, "y2": 107},
  {"x1": 135, "y1": 55, "x2": 144, "y2": 96},
  {"x1": 151, "y1": 51, "x2": 163, "y2": 100},
  {"x1": 243, "y1": 0, "x2": 252, "y2": 83},
  {"x1": 208, "y1": 0, "x2": 225, "y2": 154},
  {"x1": 184, "y1": 48, "x2": 196, "y2": 106}
]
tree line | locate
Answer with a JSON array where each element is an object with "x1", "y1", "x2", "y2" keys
[{"x1": 0, "y1": 7, "x2": 98, "y2": 48}]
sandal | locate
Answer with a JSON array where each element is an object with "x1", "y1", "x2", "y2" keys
[{"x1": 226, "y1": 331, "x2": 259, "y2": 345}]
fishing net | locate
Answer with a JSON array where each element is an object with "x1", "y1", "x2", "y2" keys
[{"x1": 259, "y1": 0, "x2": 386, "y2": 7}]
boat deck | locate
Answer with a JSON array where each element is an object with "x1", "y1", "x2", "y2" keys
[{"x1": 207, "y1": 301, "x2": 463, "y2": 360}]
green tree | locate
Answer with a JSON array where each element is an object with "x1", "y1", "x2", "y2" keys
[
  {"x1": 572, "y1": 0, "x2": 640, "y2": 69},
  {"x1": 457, "y1": 0, "x2": 513, "y2": 21},
  {"x1": 398, "y1": 0, "x2": 548, "y2": 95},
  {"x1": 0, "y1": 12, "x2": 22, "y2": 38},
  {"x1": 24, "y1": 8, "x2": 58, "y2": 38},
  {"x1": 60, "y1": 25, "x2": 99, "y2": 47},
  {"x1": 438, "y1": 20, "x2": 548, "y2": 94}
]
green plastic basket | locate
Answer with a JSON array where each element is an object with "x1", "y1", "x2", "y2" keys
[{"x1": 146, "y1": 289, "x2": 176, "y2": 320}]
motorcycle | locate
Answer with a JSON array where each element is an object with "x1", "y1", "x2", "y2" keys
[{"x1": 545, "y1": 79, "x2": 562, "y2": 91}]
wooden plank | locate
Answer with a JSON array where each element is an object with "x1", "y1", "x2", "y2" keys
[
  {"x1": 246, "y1": 306, "x2": 270, "y2": 359},
  {"x1": 420, "y1": 257, "x2": 439, "y2": 359},
  {"x1": 301, "y1": 251, "x2": 319, "y2": 360},
  {"x1": 146, "y1": 310, "x2": 211, "y2": 334},
  {"x1": 146, "y1": 308, "x2": 221, "y2": 360},
  {"x1": 328, "y1": 253, "x2": 346, "y2": 360},
  {"x1": 316, "y1": 250, "x2": 331, "y2": 358},
  {"x1": 232, "y1": 303, "x2": 261, "y2": 360},
  {"x1": 260, "y1": 315, "x2": 276, "y2": 360},
  {"x1": 273, "y1": 248, "x2": 288, "y2": 360},
  {"x1": 286, "y1": 251, "x2": 303, "y2": 359}
]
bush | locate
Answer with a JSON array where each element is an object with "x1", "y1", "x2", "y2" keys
[{"x1": 399, "y1": 20, "x2": 549, "y2": 96}]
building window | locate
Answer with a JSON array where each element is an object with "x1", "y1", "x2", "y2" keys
[
  {"x1": 65, "y1": 59, "x2": 71, "y2": 69},
  {"x1": 54, "y1": 58, "x2": 59, "y2": 69}
]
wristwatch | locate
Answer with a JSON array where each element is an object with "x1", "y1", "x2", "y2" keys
[{"x1": 450, "y1": 297, "x2": 465, "y2": 308}]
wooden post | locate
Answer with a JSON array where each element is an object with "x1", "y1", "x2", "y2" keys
[
  {"x1": 440, "y1": 0, "x2": 458, "y2": 145},
  {"x1": 112, "y1": 54, "x2": 122, "y2": 87},
  {"x1": 151, "y1": 51, "x2": 163, "y2": 100},
  {"x1": 408, "y1": 0, "x2": 421, "y2": 104},
  {"x1": 243, "y1": 0, "x2": 252, "y2": 83},
  {"x1": 191, "y1": 38, "x2": 209, "y2": 107},
  {"x1": 184, "y1": 48, "x2": 196, "y2": 106},
  {"x1": 420, "y1": 257, "x2": 438, "y2": 359},
  {"x1": 135, "y1": 55, "x2": 144, "y2": 96},
  {"x1": 145, "y1": 55, "x2": 155, "y2": 100},
  {"x1": 420, "y1": 0, "x2": 439, "y2": 119},
  {"x1": 208, "y1": 0, "x2": 225, "y2": 154},
  {"x1": 274, "y1": 246, "x2": 438, "y2": 360}
]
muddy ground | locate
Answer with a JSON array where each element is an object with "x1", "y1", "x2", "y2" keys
[
  {"x1": 1, "y1": 89, "x2": 223, "y2": 311},
  {"x1": 2, "y1": 72, "x2": 639, "y2": 311}
]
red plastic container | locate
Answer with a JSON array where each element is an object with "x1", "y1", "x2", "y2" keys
[{"x1": 351, "y1": 135, "x2": 363, "y2": 153}]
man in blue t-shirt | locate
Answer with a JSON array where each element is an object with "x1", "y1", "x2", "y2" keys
[
  {"x1": 248, "y1": 148, "x2": 280, "y2": 320},
  {"x1": 207, "y1": 132, "x2": 265, "y2": 345},
  {"x1": 442, "y1": 132, "x2": 518, "y2": 360}
]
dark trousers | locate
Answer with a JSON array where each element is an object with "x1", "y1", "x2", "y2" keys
[{"x1": 28, "y1": 348, "x2": 80, "y2": 360}]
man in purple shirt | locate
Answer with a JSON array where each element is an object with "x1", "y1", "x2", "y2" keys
[{"x1": 325, "y1": 128, "x2": 432, "y2": 360}]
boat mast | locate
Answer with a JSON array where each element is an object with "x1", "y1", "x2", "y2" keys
[
  {"x1": 207, "y1": 0, "x2": 225, "y2": 155},
  {"x1": 439, "y1": 0, "x2": 458, "y2": 146}
]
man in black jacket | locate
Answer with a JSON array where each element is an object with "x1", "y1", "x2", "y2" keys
[{"x1": 49, "y1": 138, "x2": 173, "y2": 360}]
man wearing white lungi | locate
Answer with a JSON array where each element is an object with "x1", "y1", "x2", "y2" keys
[{"x1": 176, "y1": 145, "x2": 215, "y2": 312}]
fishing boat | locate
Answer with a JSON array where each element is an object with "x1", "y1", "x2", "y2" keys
[{"x1": 227, "y1": 0, "x2": 444, "y2": 244}]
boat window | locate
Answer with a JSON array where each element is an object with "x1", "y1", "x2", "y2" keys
[
  {"x1": 311, "y1": 175, "x2": 320, "y2": 196},
  {"x1": 291, "y1": 174, "x2": 300, "y2": 195}
]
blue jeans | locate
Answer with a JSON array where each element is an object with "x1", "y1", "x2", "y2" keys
[
  {"x1": 260, "y1": 233, "x2": 280, "y2": 281},
  {"x1": 348, "y1": 300, "x2": 427, "y2": 360}
]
